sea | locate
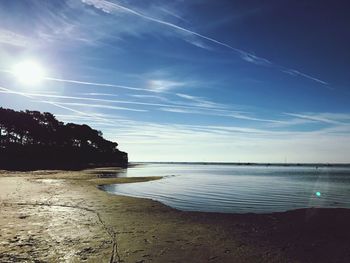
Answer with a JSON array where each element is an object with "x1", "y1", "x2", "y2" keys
[{"x1": 100, "y1": 163, "x2": 350, "y2": 214}]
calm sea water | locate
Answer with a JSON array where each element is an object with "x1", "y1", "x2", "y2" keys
[{"x1": 101, "y1": 163, "x2": 350, "y2": 214}]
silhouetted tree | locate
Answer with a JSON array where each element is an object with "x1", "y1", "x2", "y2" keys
[{"x1": 0, "y1": 107, "x2": 128, "y2": 170}]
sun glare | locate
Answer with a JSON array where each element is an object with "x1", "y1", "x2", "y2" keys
[{"x1": 12, "y1": 60, "x2": 46, "y2": 85}]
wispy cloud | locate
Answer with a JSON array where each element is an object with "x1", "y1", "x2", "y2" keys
[
  {"x1": 1, "y1": 68, "x2": 189, "y2": 94},
  {"x1": 0, "y1": 86, "x2": 112, "y2": 123},
  {"x1": 157, "y1": 6, "x2": 189, "y2": 23},
  {"x1": 49, "y1": 102, "x2": 148, "y2": 112},
  {"x1": 0, "y1": 1, "x2": 330, "y2": 87},
  {"x1": 130, "y1": 92, "x2": 234, "y2": 112},
  {"x1": 0, "y1": 1, "x2": 147, "y2": 48},
  {"x1": 239, "y1": 52, "x2": 272, "y2": 66},
  {"x1": 45, "y1": 76, "x2": 148, "y2": 92},
  {"x1": 81, "y1": 0, "x2": 264, "y2": 56},
  {"x1": 81, "y1": 92, "x2": 119, "y2": 97},
  {"x1": 71, "y1": 113, "x2": 350, "y2": 162},
  {"x1": 148, "y1": 79, "x2": 185, "y2": 92},
  {"x1": 176, "y1": 93, "x2": 227, "y2": 109},
  {"x1": 5, "y1": 81, "x2": 345, "y2": 162},
  {"x1": 0, "y1": 29, "x2": 31, "y2": 47},
  {"x1": 0, "y1": 88, "x2": 284, "y2": 124},
  {"x1": 0, "y1": 89, "x2": 215, "y2": 112},
  {"x1": 0, "y1": 89, "x2": 148, "y2": 112},
  {"x1": 0, "y1": 69, "x2": 179, "y2": 96},
  {"x1": 285, "y1": 112, "x2": 350, "y2": 125},
  {"x1": 130, "y1": 94, "x2": 166, "y2": 100},
  {"x1": 283, "y1": 69, "x2": 329, "y2": 86},
  {"x1": 183, "y1": 35, "x2": 213, "y2": 51},
  {"x1": 159, "y1": 107, "x2": 200, "y2": 114},
  {"x1": 81, "y1": 0, "x2": 329, "y2": 86}
]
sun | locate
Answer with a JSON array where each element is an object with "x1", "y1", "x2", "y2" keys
[{"x1": 12, "y1": 60, "x2": 46, "y2": 85}]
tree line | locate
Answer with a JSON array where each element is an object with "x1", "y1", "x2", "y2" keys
[{"x1": 0, "y1": 107, "x2": 128, "y2": 170}]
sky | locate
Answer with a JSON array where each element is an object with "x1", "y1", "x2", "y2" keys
[{"x1": 1, "y1": 0, "x2": 350, "y2": 163}]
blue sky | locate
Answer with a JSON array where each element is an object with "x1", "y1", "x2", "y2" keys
[{"x1": 1, "y1": 0, "x2": 350, "y2": 162}]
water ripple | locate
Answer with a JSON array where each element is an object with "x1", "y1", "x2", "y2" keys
[{"x1": 102, "y1": 164, "x2": 350, "y2": 213}]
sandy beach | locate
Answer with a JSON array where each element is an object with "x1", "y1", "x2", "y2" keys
[{"x1": 1, "y1": 168, "x2": 349, "y2": 263}]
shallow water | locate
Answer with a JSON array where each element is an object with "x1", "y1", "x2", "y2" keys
[{"x1": 101, "y1": 163, "x2": 350, "y2": 213}]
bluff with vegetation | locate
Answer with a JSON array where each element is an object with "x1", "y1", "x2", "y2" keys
[{"x1": 0, "y1": 107, "x2": 128, "y2": 170}]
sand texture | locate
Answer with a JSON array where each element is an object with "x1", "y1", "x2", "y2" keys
[{"x1": 1, "y1": 168, "x2": 349, "y2": 263}]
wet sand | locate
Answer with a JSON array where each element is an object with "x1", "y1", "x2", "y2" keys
[{"x1": 0, "y1": 168, "x2": 349, "y2": 263}]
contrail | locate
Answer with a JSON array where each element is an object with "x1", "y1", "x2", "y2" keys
[
  {"x1": 283, "y1": 69, "x2": 329, "y2": 86},
  {"x1": 82, "y1": 0, "x2": 329, "y2": 85},
  {"x1": 0, "y1": 88, "x2": 281, "y2": 123},
  {"x1": 83, "y1": 1, "x2": 256, "y2": 55},
  {"x1": 0, "y1": 86, "x2": 113, "y2": 123},
  {"x1": 0, "y1": 89, "x2": 229, "y2": 112},
  {"x1": 0, "y1": 69, "x2": 158, "y2": 93},
  {"x1": 45, "y1": 76, "x2": 150, "y2": 92}
]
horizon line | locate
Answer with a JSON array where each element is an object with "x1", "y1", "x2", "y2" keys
[{"x1": 129, "y1": 161, "x2": 350, "y2": 166}]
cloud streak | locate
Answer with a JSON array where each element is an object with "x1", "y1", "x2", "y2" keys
[
  {"x1": 45, "y1": 76, "x2": 148, "y2": 92},
  {"x1": 59, "y1": 111, "x2": 350, "y2": 162},
  {"x1": 4, "y1": 80, "x2": 345, "y2": 163},
  {"x1": 1, "y1": 68, "x2": 190, "y2": 94},
  {"x1": 82, "y1": 0, "x2": 329, "y2": 86},
  {"x1": 176, "y1": 93, "x2": 227, "y2": 109},
  {"x1": 283, "y1": 69, "x2": 329, "y2": 86},
  {"x1": 148, "y1": 79, "x2": 185, "y2": 92},
  {"x1": 0, "y1": 86, "x2": 113, "y2": 123},
  {"x1": 0, "y1": 88, "x2": 283, "y2": 123},
  {"x1": 0, "y1": 29, "x2": 31, "y2": 47},
  {"x1": 50, "y1": 102, "x2": 148, "y2": 112},
  {"x1": 285, "y1": 112, "x2": 350, "y2": 125}
]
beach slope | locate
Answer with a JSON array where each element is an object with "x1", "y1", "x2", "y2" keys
[{"x1": 1, "y1": 169, "x2": 349, "y2": 262}]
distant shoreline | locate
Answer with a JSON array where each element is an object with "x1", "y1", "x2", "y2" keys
[
  {"x1": 3, "y1": 161, "x2": 350, "y2": 172},
  {"x1": 131, "y1": 161, "x2": 350, "y2": 168}
]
